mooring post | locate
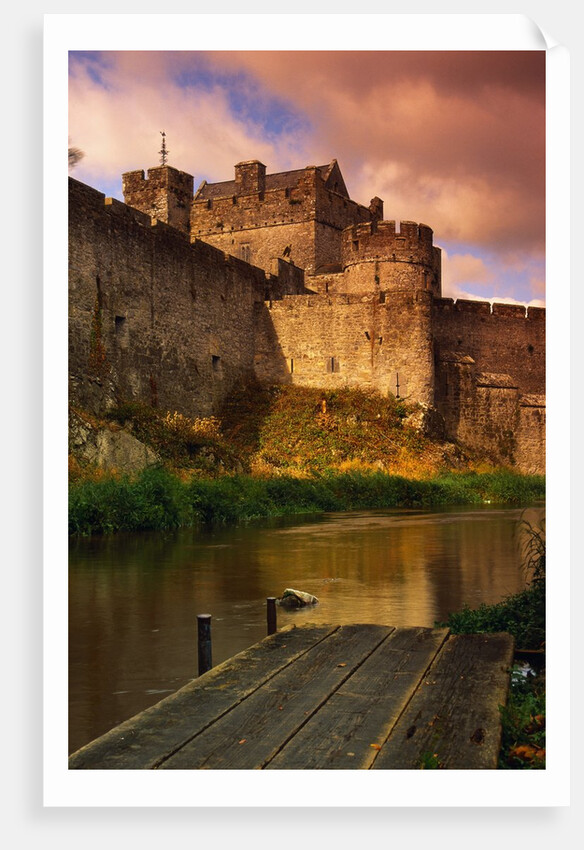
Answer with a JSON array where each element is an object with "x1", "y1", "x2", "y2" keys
[
  {"x1": 197, "y1": 614, "x2": 212, "y2": 676},
  {"x1": 267, "y1": 597, "x2": 277, "y2": 635}
]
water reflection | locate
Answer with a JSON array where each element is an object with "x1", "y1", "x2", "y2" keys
[{"x1": 69, "y1": 504, "x2": 543, "y2": 754}]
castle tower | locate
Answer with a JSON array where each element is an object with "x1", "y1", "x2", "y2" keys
[
  {"x1": 190, "y1": 159, "x2": 376, "y2": 275},
  {"x1": 337, "y1": 220, "x2": 441, "y2": 405},
  {"x1": 234, "y1": 160, "x2": 266, "y2": 194},
  {"x1": 341, "y1": 220, "x2": 442, "y2": 297},
  {"x1": 122, "y1": 166, "x2": 194, "y2": 236}
]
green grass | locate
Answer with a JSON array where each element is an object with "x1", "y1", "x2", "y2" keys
[
  {"x1": 439, "y1": 517, "x2": 546, "y2": 769},
  {"x1": 69, "y1": 385, "x2": 544, "y2": 539},
  {"x1": 441, "y1": 516, "x2": 545, "y2": 649},
  {"x1": 69, "y1": 466, "x2": 545, "y2": 537}
]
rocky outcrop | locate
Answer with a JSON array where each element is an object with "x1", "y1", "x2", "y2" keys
[{"x1": 69, "y1": 409, "x2": 159, "y2": 474}]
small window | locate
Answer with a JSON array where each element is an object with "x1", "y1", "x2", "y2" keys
[
  {"x1": 240, "y1": 243, "x2": 251, "y2": 263},
  {"x1": 289, "y1": 358, "x2": 294, "y2": 374},
  {"x1": 114, "y1": 315, "x2": 128, "y2": 346},
  {"x1": 212, "y1": 355, "x2": 221, "y2": 373},
  {"x1": 326, "y1": 357, "x2": 340, "y2": 374},
  {"x1": 353, "y1": 240, "x2": 359, "y2": 251}
]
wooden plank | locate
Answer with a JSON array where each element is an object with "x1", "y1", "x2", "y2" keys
[
  {"x1": 158, "y1": 624, "x2": 393, "y2": 770},
  {"x1": 265, "y1": 627, "x2": 449, "y2": 769},
  {"x1": 371, "y1": 632, "x2": 515, "y2": 770},
  {"x1": 68, "y1": 624, "x2": 337, "y2": 770}
]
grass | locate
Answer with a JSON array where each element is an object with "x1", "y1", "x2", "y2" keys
[
  {"x1": 68, "y1": 384, "x2": 547, "y2": 770},
  {"x1": 219, "y1": 383, "x2": 446, "y2": 477},
  {"x1": 74, "y1": 384, "x2": 479, "y2": 482},
  {"x1": 440, "y1": 517, "x2": 546, "y2": 769},
  {"x1": 442, "y1": 516, "x2": 545, "y2": 649},
  {"x1": 69, "y1": 384, "x2": 544, "y2": 536},
  {"x1": 69, "y1": 466, "x2": 545, "y2": 537}
]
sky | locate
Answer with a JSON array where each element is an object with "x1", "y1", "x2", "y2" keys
[{"x1": 68, "y1": 50, "x2": 546, "y2": 306}]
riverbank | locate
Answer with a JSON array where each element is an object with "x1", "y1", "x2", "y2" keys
[
  {"x1": 69, "y1": 384, "x2": 544, "y2": 486},
  {"x1": 442, "y1": 516, "x2": 546, "y2": 769},
  {"x1": 69, "y1": 465, "x2": 545, "y2": 536}
]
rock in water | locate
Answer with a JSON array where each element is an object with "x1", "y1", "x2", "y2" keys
[{"x1": 277, "y1": 588, "x2": 319, "y2": 608}]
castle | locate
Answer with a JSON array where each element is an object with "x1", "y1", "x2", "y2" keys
[{"x1": 68, "y1": 157, "x2": 546, "y2": 473}]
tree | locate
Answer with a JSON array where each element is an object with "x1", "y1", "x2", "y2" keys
[{"x1": 68, "y1": 142, "x2": 84, "y2": 170}]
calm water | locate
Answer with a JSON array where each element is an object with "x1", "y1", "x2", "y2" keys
[{"x1": 69, "y1": 504, "x2": 544, "y2": 754}]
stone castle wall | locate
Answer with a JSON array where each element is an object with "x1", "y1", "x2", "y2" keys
[
  {"x1": 69, "y1": 178, "x2": 303, "y2": 419},
  {"x1": 434, "y1": 298, "x2": 545, "y2": 396},
  {"x1": 254, "y1": 290, "x2": 435, "y2": 405},
  {"x1": 190, "y1": 165, "x2": 373, "y2": 274},
  {"x1": 70, "y1": 153, "x2": 546, "y2": 475},
  {"x1": 434, "y1": 356, "x2": 545, "y2": 471}
]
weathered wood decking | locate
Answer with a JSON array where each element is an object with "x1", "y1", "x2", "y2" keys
[{"x1": 68, "y1": 624, "x2": 514, "y2": 770}]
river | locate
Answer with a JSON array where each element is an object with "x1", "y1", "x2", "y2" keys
[{"x1": 68, "y1": 503, "x2": 544, "y2": 754}]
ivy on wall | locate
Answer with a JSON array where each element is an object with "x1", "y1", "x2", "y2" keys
[{"x1": 88, "y1": 293, "x2": 108, "y2": 375}]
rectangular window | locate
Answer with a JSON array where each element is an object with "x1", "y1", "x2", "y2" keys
[
  {"x1": 114, "y1": 315, "x2": 129, "y2": 347},
  {"x1": 326, "y1": 357, "x2": 340, "y2": 374},
  {"x1": 212, "y1": 355, "x2": 221, "y2": 373}
]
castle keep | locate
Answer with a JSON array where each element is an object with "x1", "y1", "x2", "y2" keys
[{"x1": 69, "y1": 157, "x2": 545, "y2": 473}]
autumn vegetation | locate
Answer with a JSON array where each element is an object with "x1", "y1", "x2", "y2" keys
[
  {"x1": 68, "y1": 384, "x2": 546, "y2": 768},
  {"x1": 69, "y1": 384, "x2": 544, "y2": 536}
]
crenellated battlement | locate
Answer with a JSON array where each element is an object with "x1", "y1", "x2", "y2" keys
[
  {"x1": 69, "y1": 177, "x2": 301, "y2": 302},
  {"x1": 342, "y1": 220, "x2": 436, "y2": 265},
  {"x1": 122, "y1": 165, "x2": 194, "y2": 195},
  {"x1": 122, "y1": 166, "x2": 194, "y2": 235},
  {"x1": 435, "y1": 298, "x2": 544, "y2": 322},
  {"x1": 69, "y1": 150, "x2": 546, "y2": 474},
  {"x1": 339, "y1": 220, "x2": 441, "y2": 296}
]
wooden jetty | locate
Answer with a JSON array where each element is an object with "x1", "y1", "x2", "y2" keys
[{"x1": 68, "y1": 623, "x2": 514, "y2": 770}]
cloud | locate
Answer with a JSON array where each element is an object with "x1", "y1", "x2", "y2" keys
[
  {"x1": 68, "y1": 52, "x2": 312, "y2": 196},
  {"x1": 68, "y1": 50, "x2": 545, "y2": 303},
  {"x1": 442, "y1": 252, "x2": 494, "y2": 298},
  {"x1": 204, "y1": 50, "x2": 545, "y2": 258}
]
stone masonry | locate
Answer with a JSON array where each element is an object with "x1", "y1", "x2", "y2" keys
[{"x1": 68, "y1": 157, "x2": 545, "y2": 473}]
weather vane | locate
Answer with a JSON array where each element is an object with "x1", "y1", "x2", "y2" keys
[{"x1": 159, "y1": 131, "x2": 169, "y2": 166}]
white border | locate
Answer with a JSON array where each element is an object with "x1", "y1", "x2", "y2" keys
[{"x1": 44, "y1": 13, "x2": 569, "y2": 809}]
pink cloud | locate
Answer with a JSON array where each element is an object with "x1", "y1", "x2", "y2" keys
[
  {"x1": 68, "y1": 52, "x2": 311, "y2": 193},
  {"x1": 204, "y1": 51, "x2": 545, "y2": 258},
  {"x1": 442, "y1": 252, "x2": 494, "y2": 298},
  {"x1": 68, "y1": 50, "x2": 545, "y2": 302}
]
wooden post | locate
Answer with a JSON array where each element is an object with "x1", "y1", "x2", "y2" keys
[
  {"x1": 197, "y1": 614, "x2": 212, "y2": 676},
  {"x1": 267, "y1": 597, "x2": 277, "y2": 635}
]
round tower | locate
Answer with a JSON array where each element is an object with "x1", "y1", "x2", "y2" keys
[
  {"x1": 341, "y1": 220, "x2": 441, "y2": 297},
  {"x1": 339, "y1": 221, "x2": 440, "y2": 407}
]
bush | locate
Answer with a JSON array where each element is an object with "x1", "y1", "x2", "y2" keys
[{"x1": 442, "y1": 516, "x2": 545, "y2": 649}]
